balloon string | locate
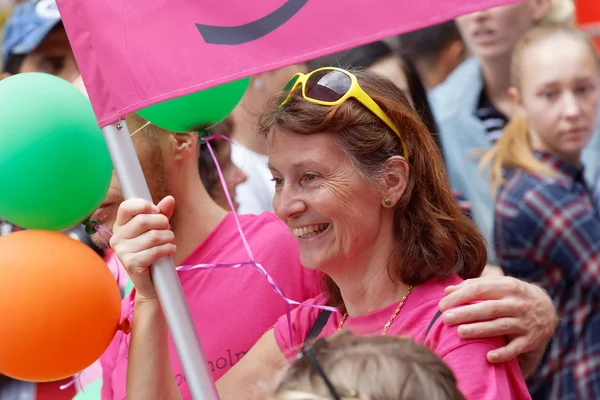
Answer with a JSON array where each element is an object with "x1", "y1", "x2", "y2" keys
[
  {"x1": 204, "y1": 135, "x2": 256, "y2": 261},
  {"x1": 130, "y1": 121, "x2": 151, "y2": 137},
  {"x1": 176, "y1": 261, "x2": 337, "y2": 313},
  {"x1": 204, "y1": 135, "x2": 296, "y2": 345},
  {"x1": 74, "y1": 133, "x2": 340, "y2": 376},
  {"x1": 59, "y1": 372, "x2": 82, "y2": 391}
]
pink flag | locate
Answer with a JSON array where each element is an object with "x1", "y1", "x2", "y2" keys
[{"x1": 56, "y1": 0, "x2": 518, "y2": 127}]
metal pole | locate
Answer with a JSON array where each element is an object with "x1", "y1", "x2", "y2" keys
[{"x1": 101, "y1": 120, "x2": 219, "y2": 400}]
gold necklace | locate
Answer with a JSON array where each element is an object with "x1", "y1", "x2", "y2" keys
[{"x1": 338, "y1": 285, "x2": 413, "y2": 336}]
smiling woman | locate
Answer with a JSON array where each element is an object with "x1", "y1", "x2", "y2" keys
[
  {"x1": 212, "y1": 68, "x2": 530, "y2": 399},
  {"x1": 109, "y1": 67, "x2": 557, "y2": 400},
  {"x1": 263, "y1": 68, "x2": 484, "y2": 300}
]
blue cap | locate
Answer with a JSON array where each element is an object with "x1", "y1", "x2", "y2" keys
[{"x1": 2, "y1": 0, "x2": 61, "y2": 66}]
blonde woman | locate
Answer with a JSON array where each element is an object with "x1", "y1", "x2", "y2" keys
[
  {"x1": 428, "y1": 0, "x2": 600, "y2": 268},
  {"x1": 481, "y1": 24, "x2": 600, "y2": 399}
]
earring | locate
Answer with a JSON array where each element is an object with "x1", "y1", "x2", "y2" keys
[
  {"x1": 253, "y1": 79, "x2": 264, "y2": 91},
  {"x1": 384, "y1": 199, "x2": 392, "y2": 207}
]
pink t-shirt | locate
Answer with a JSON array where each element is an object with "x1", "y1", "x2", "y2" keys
[
  {"x1": 274, "y1": 274, "x2": 531, "y2": 400},
  {"x1": 101, "y1": 212, "x2": 321, "y2": 400},
  {"x1": 77, "y1": 253, "x2": 129, "y2": 392}
]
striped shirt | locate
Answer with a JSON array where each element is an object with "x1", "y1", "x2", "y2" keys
[{"x1": 475, "y1": 89, "x2": 508, "y2": 143}]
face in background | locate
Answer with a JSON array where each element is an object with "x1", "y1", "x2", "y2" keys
[
  {"x1": 456, "y1": 0, "x2": 549, "y2": 62},
  {"x1": 16, "y1": 24, "x2": 79, "y2": 81},
  {"x1": 268, "y1": 130, "x2": 385, "y2": 272},
  {"x1": 206, "y1": 140, "x2": 248, "y2": 211},
  {"x1": 240, "y1": 64, "x2": 309, "y2": 112},
  {"x1": 513, "y1": 34, "x2": 600, "y2": 165}
]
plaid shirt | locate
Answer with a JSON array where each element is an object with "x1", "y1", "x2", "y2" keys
[{"x1": 495, "y1": 151, "x2": 600, "y2": 400}]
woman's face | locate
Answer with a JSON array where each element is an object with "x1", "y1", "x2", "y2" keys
[
  {"x1": 516, "y1": 35, "x2": 600, "y2": 163},
  {"x1": 209, "y1": 141, "x2": 247, "y2": 211},
  {"x1": 268, "y1": 130, "x2": 386, "y2": 272},
  {"x1": 456, "y1": 1, "x2": 543, "y2": 62}
]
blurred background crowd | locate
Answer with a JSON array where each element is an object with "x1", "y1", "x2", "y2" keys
[{"x1": 1, "y1": 0, "x2": 600, "y2": 399}]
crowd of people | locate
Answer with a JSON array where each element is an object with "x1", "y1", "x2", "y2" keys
[{"x1": 1, "y1": 0, "x2": 599, "y2": 399}]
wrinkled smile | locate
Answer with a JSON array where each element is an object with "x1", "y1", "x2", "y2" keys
[{"x1": 292, "y1": 223, "x2": 330, "y2": 239}]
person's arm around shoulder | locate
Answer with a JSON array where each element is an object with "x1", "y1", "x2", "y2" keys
[
  {"x1": 217, "y1": 329, "x2": 288, "y2": 400},
  {"x1": 439, "y1": 276, "x2": 557, "y2": 378}
]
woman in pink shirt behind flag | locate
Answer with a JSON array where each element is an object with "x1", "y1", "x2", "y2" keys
[{"x1": 112, "y1": 68, "x2": 540, "y2": 399}]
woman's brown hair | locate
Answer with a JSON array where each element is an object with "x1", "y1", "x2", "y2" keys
[
  {"x1": 480, "y1": 24, "x2": 599, "y2": 196},
  {"x1": 259, "y1": 69, "x2": 487, "y2": 307},
  {"x1": 272, "y1": 331, "x2": 466, "y2": 400}
]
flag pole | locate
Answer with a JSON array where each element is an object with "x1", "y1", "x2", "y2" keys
[{"x1": 101, "y1": 120, "x2": 219, "y2": 400}]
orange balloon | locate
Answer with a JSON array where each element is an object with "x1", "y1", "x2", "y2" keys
[{"x1": 0, "y1": 230, "x2": 121, "y2": 382}]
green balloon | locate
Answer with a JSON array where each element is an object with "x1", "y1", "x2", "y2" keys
[
  {"x1": 137, "y1": 78, "x2": 251, "y2": 132},
  {"x1": 0, "y1": 73, "x2": 113, "y2": 231},
  {"x1": 72, "y1": 379, "x2": 102, "y2": 400}
]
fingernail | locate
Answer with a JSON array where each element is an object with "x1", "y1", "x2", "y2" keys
[
  {"x1": 457, "y1": 326, "x2": 469, "y2": 337},
  {"x1": 488, "y1": 352, "x2": 499, "y2": 362},
  {"x1": 172, "y1": 244, "x2": 177, "y2": 251},
  {"x1": 444, "y1": 285, "x2": 455, "y2": 294},
  {"x1": 443, "y1": 311, "x2": 454, "y2": 322}
]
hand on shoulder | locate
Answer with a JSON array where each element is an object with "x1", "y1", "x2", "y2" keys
[{"x1": 439, "y1": 275, "x2": 556, "y2": 365}]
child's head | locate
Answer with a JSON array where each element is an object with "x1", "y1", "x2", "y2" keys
[
  {"x1": 482, "y1": 24, "x2": 600, "y2": 192},
  {"x1": 272, "y1": 332, "x2": 465, "y2": 400}
]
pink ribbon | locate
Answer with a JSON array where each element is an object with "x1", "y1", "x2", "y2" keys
[{"x1": 69, "y1": 134, "x2": 337, "y2": 391}]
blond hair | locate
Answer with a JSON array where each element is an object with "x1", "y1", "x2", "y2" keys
[
  {"x1": 480, "y1": 24, "x2": 599, "y2": 196},
  {"x1": 272, "y1": 332, "x2": 465, "y2": 400},
  {"x1": 126, "y1": 113, "x2": 162, "y2": 144},
  {"x1": 543, "y1": 0, "x2": 575, "y2": 26}
]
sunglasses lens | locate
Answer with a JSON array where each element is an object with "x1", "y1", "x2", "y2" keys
[
  {"x1": 305, "y1": 70, "x2": 352, "y2": 103},
  {"x1": 278, "y1": 75, "x2": 300, "y2": 106}
]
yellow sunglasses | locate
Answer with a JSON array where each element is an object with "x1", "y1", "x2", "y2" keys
[{"x1": 279, "y1": 67, "x2": 408, "y2": 160}]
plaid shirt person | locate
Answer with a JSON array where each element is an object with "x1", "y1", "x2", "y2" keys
[{"x1": 494, "y1": 151, "x2": 600, "y2": 400}]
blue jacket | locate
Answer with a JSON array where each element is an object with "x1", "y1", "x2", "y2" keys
[{"x1": 428, "y1": 57, "x2": 600, "y2": 264}]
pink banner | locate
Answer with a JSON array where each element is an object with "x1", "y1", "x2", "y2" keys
[{"x1": 56, "y1": 0, "x2": 518, "y2": 127}]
